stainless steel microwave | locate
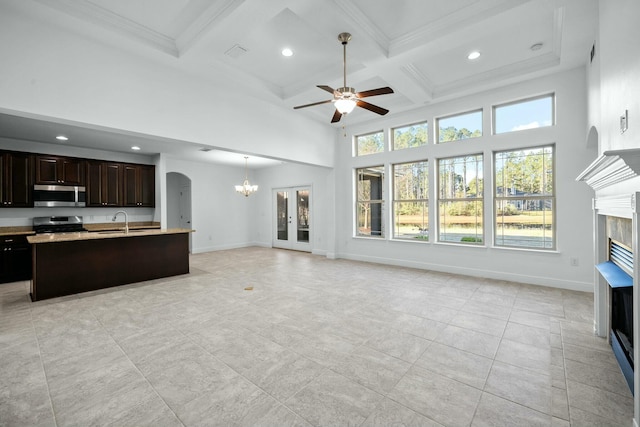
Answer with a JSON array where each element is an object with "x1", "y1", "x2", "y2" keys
[{"x1": 33, "y1": 185, "x2": 86, "y2": 207}]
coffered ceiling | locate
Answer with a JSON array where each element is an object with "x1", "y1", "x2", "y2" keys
[{"x1": 1, "y1": 0, "x2": 598, "y2": 165}]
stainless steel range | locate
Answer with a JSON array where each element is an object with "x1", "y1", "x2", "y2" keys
[{"x1": 33, "y1": 216, "x2": 87, "y2": 234}]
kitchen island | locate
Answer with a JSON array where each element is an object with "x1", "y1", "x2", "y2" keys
[{"x1": 27, "y1": 228, "x2": 193, "y2": 301}]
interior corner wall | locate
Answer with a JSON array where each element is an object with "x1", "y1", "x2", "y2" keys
[
  {"x1": 251, "y1": 163, "x2": 335, "y2": 256},
  {"x1": 597, "y1": 0, "x2": 640, "y2": 152},
  {"x1": 334, "y1": 67, "x2": 596, "y2": 292},
  {"x1": 163, "y1": 157, "x2": 255, "y2": 253}
]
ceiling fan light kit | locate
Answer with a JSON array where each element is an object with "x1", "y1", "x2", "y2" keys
[{"x1": 294, "y1": 32, "x2": 394, "y2": 123}]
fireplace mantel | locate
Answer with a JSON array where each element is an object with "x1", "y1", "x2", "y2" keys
[{"x1": 576, "y1": 148, "x2": 640, "y2": 191}]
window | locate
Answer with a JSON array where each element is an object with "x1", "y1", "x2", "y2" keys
[
  {"x1": 356, "y1": 166, "x2": 384, "y2": 237},
  {"x1": 393, "y1": 121, "x2": 428, "y2": 150},
  {"x1": 494, "y1": 145, "x2": 554, "y2": 249},
  {"x1": 356, "y1": 131, "x2": 384, "y2": 156},
  {"x1": 393, "y1": 161, "x2": 428, "y2": 240},
  {"x1": 494, "y1": 94, "x2": 554, "y2": 134},
  {"x1": 437, "y1": 110, "x2": 482, "y2": 143},
  {"x1": 438, "y1": 155, "x2": 484, "y2": 244}
]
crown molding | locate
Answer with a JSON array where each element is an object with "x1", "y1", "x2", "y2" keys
[
  {"x1": 33, "y1": 0, "x2": 179, "y2": 56},
  {"x1": 577, "y1": 149, "x2": 640, "y2": 191},
  {"x1": 331, "y1": 0, "x2": 389, "y2": 57},
  {"x1": 389, "y1": 0, "x2": 529, "y2": 57},
  {"x1": 400, "y1": 64, "x2": 434, "y2": 100},
  {"x1": 175, "y1": 0, "x2": 245, "y2": 56}
]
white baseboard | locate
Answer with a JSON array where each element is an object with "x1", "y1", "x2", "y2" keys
[{"x1": 336, "y1": 252, "x2": 593, "y2": 292}]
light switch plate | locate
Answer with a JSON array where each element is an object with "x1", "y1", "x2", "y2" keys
[{"x1": 620, "y1": 109, "x2": 628, "y2": 134}]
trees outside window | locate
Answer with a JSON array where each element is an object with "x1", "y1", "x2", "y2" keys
[
  {"x1": 438, "y1": 154, "x2": 484, "y2": 244},
  {"x1": 494, "y1": 146, "x2": 555, "y2": 249},
  {"x1": 393, "y1": 161, "x2": 428, "y2": 240},
  {"x1": 356, "y1": 166, "x2": 384, "y2": 237},
  {"x1": 437, "y1": 110, "x2": 482, "y2": 143},
  {"x1": 393, "y1": 121, "x2": 428, "y2": 150},
  {"x1": 356, "y1": 131, "x2": 384, "y2": 156}
]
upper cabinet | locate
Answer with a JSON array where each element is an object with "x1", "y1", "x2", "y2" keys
[
  {"x1": 0, "y1": 151, "x2": 34, "y2": 207},
  {"x1": 123, "y1": 164, "x2": 155, "y2": 207},
  {"x1": 35, "y1": 155, "x2": 85, "y2": 186},
  {"x1": 86, "y1": 161, "x2": 123, "y2": 207}
]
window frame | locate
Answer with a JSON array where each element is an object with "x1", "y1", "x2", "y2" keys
[
  {"x1": 355, "y1": 165, "x2": 385, "y2": 238},
  {"x1": 391, "y1": 120, "x2": 429, "y2": 151},
  {"x1": 354, "y1": 130, "x2": 385, "y2": 157},
  {"x1": 392, "y1": 160, "x2": 429, "y2": 241},
  {"x1": 492, "y1": 93, "x2": 555, "y2": 135},
  {"x1": 493, "y1": 144, "x2": 556, "y2": 250},
  {"x1": 436, "y1": 109, "x2": 483, "y2": 144},
  {"x1": 436, "y1": 153, "x2": 484, "y2": 245}
]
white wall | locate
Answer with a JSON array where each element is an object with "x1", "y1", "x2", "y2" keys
[
  {"x1": 595, "y1": 0, "x2": 640, "y2": 152},
  {"x1": 163, "y1": 157, "x2": 257, "y2": 253},
  {"x1": 251, "y1": 162, "x2": 335, "y2": 256},
  {"x1": 0, "y1": 1, "x2": 335, "y2": 168},
  {"x1": 334, "y1": 68, "x2": 596, "y2": 292}
]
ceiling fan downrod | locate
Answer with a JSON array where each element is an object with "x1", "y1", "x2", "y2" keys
[{"x1": 338, "y1": 32, "x2": 351, "y2": 89}]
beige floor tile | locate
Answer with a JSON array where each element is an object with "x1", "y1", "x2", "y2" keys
[
  {"x1": 0, "y1": 247, "x2": 634, "y2": 427},
  {"x1": 285, "y1": 371, "x2": 383, "y2": 427},
  {"x1": 415, "y1": 342, "x2": 492, "y2": 389},
  {"x1": 361, "y1": 398, "x2": 443, "y2": 427},
  {"x1": 567, "y1": 380, "x2": 634, "y2": 426},
  {"x1": 485, "y1": 361, "x2": 551, "y2": 414},
  {"x1": 449, "y1": 311, "x2": 507, "y2": 337},
  {"x1": 495, "y1": 338, "x2": 550, "y2": 374},
  {"x1": 434, "y1": 325, "x2": 501, "y2": 358},
  {"x1": 471, "y1": 392, "x2": 551, "y2": 427},
  {"x1": 389, "y1": 366, "x2": 482, "y2": 426}
]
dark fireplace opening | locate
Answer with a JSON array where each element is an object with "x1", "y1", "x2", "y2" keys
[{"x1": 612, "y1": 286, "x2": 634, "y2": 369}]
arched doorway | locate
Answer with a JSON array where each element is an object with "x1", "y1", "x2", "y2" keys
[{"x1": 166, "y1": 172, "x2": 192, "y2": 253}]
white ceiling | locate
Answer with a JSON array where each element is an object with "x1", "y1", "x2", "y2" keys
[{"x1": 0, "y1": 0, "x2": 598, "y2": 167}]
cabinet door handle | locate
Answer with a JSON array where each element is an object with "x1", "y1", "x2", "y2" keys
[{"x1": 4, "y1": 239, "x2": 13, "y2": 243}]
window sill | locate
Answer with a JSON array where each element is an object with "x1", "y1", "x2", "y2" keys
[
  {"x1": 390, "y1": 237, "x2": 431, "y2": 244},
  {"x1": 491, "y1": 245, "x2": 560, "y2": 254},
  {"x1": 434, "y1": 241, "x2": 486, "y2": 249}
]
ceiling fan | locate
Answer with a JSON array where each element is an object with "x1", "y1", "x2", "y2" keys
[{"x1": 294, "y1": 32, "x2": 394, "y2": 123}]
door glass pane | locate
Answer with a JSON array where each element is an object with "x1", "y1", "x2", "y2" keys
[
  {"x1": 277, "y1": 191, "x2": 288, "y2": 241},
  {"x1": 297, "y1": 190, "x2": 309, "y2": 243}
]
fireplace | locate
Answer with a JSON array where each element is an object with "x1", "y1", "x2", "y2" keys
[{"x1": 597, "y1": 229, "x2": 634, "y2": 393}]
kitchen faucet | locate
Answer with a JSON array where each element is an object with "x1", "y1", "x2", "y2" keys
[{"x1": 112, "y1": 210, "x2": 129, "y2": 234}]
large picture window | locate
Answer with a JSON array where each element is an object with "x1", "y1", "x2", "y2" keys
[
  {"x1": 494, "y1": 146, "x2": 555, "y2": 249},
  {"x1": 355, "y1": 131, "x2": 384, "y2": 156},
  {"x1": 438, "y1": 155, "x2": 483, "y2": 244},
  {"x1": 392, "y1": 121, "x2": 428, "y2": 150},
  {"x1": 393, "y1": 161, "x2": 428, "y2": 240},
  {"x1": 356, "y1": 166, "x2": 384, "y2": 237}
]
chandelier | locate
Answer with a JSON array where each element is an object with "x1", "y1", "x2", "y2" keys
[{"x1": 235, "y1": 156, "x2": 258, "y2": 197}]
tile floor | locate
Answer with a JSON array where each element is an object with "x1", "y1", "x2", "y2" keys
[{"x1": 0, "y1": 247, "x2": 634, "y2": 426}]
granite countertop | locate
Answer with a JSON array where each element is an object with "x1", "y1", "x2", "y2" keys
[{"x1": 27, "y1": 228, "x2": 194, "y2": 244}]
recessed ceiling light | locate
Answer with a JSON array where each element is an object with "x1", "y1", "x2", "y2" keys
[
  {"x1": 467, "y1": 51, "x2": 481, "y2": 60},
  {"x1": 131, "y1": 146, "x2": 141, "y2": 151},
  {"x1": 281, "y1": 48, "x2": 293, "y2": 57},
  {"x1": 56, "y1": 135, "x2": 68, "y2": 141}
]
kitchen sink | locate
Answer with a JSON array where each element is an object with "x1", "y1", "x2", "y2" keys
[{"x1": 97, "y1": 230, "x2": 146, "y2": 234}]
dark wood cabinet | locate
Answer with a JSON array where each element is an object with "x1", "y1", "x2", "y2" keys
[
  {"x1": 123, "y1": 164, "x2": 155, "y2": 207},
  {"x1": 86, "y1": 161, "x2": 123, "y2": 207},
  {"x1": 0, "y1": 151, "x2": 34, "y2": 207},
  {"x1": 35, "y1": 155, "x2": 85, "y2": 185},
  {"x1": 0, "y1": 234, "x2": 32, "y2": 283}
]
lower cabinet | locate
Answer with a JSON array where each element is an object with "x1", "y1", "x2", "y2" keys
[{"x1": 0, "y1": 235, "x2": 32, "y2": 284}]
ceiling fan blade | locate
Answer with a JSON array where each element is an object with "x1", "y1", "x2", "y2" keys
[
  {"x1": 317, "y1": 85, "x2": 339, "y2": 96},
  {"x1": 293, "y1": 99, "x2": 333, "y2": 109},
  {"x1": 330, "y1": 109, "x2": 342, "y2": 123},
  {"x1": 356, "y1": 100, "x2": 389, "y2": 116},
  {"x1": 356, "y1": 87, "x2": 394, "y2": 98}
]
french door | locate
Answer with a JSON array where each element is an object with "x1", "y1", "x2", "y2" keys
[{"x1": 273, "y1": 187, "x2": 311, "y2": 252}]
